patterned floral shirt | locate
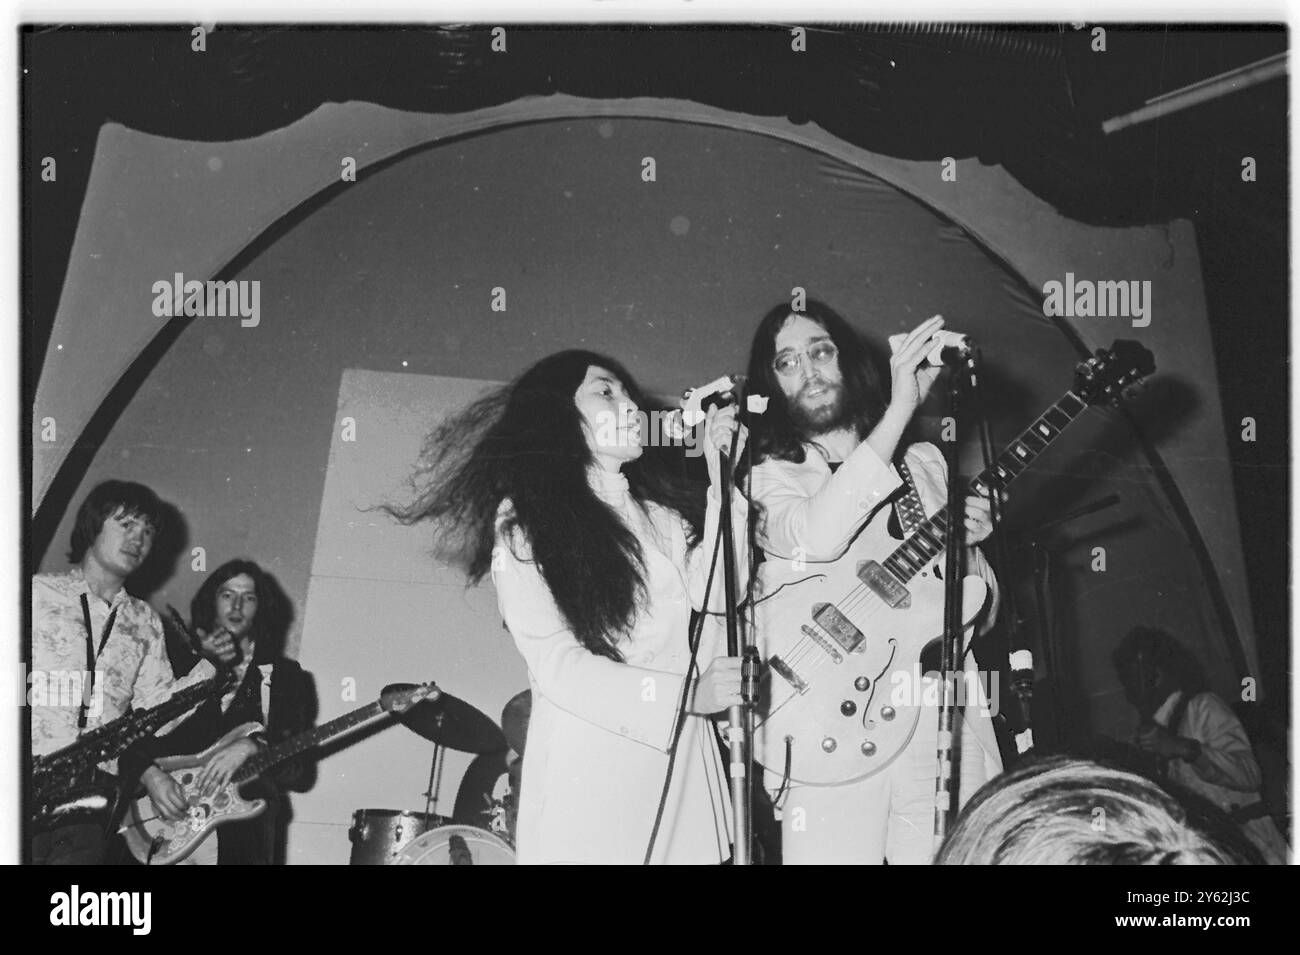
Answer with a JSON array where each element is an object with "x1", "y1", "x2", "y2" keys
[{"x1": 30, "y1": 567, "x2": 214, "y2": 759}]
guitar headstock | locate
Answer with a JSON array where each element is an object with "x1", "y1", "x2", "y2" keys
[
  {"x1": 1074, "y1": 340, "x2": 1156, "y2": 407},
  {"x1": 381, "y1": 682, "x2": 440, "y2": 714}
]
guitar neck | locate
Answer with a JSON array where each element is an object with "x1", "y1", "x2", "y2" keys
[
  {"x1": 35, "y1": 674, "x2": 222, "y2": 778},
  {"x1": 883, "y1": 388, "x2": 1091, "y2": 584},
  {"x1": 232, "y1": 698, "x2": 387, "y2": 783}
]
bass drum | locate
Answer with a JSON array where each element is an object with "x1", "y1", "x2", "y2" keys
[
  {"x1": 393, "y1": 825, "x2": 516, "y2": 865},
  {"x1": 348, "y1": 809, "x2": 450, "y2": 865}
]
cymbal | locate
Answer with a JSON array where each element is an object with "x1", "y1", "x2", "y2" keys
[
  {"x1": 501, "y1": 689, "x2": 531, "y2": 755},
  {"x1": 396, "y1": 688, "x2": 506, "y2": 754}
]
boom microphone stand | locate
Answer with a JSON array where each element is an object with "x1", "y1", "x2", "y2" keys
[
  {"x1": 717, "y1": 418, "x2": 757, "y2": 865},
  {"x1": 932, "y1": 350, "x2": 977, "y2": 845}
]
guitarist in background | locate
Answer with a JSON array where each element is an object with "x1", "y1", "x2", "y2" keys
[
  {"x1": 30, "y1": 480, "x2": 217, "y2": 864},
  {"x1": 743, "y1": 301, "x2": 1004, "y2": 864},
  {"x1": 1112, "y1": 626, "x2": 1288, "y2": 864},
  {"x1": 121, "y1": 559, "x2": 314, "y2": 864}
]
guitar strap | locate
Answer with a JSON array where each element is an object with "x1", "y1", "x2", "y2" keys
[
  {"x1": 893, "y1": 456, "x2": 928, "y2": 537},
  {"x1": 78, "y1": 594, "x2": 118, "y2": 731}
]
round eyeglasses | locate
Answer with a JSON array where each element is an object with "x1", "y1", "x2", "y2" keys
[{"x1": 773, "y1": 341, "x2": 838, "y2": 377}]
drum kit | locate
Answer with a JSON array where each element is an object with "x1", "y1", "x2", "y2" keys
[{"x1": 348, "y1": 687, "x2": 532, "y2": 865}]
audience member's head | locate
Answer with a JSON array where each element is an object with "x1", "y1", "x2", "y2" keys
[{"x1": 935, "y1": 755, "x2": 1251, "y2": 864}]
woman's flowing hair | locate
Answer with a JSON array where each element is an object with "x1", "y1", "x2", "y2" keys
[
  {"x1": 385, "y1": 350, "x2": 703, "y2": 661},
  {"x1": 744, "y1": 298, "x2": 888, "y2": 465}
]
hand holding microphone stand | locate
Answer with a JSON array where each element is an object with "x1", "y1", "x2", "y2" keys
[{"x1": 714, "y1": 403, "x2": 759, "y2": 866}]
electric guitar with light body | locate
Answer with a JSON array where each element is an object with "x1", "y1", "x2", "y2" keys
[
  {"x1": 752, "y1": 342, "x2": 1154, "y2": 786},
  {"x1": 121, "y1": 682, "x2": 438, "y2": 864}
]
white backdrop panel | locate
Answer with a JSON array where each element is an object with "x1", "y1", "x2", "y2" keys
[{"x1": 287, "y1": 369, "x2": 525, "y2": 865}]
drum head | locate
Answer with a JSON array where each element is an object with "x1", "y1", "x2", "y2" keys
[{"x1": 393, "y1": 825, "x2": 516, "y2": 865}]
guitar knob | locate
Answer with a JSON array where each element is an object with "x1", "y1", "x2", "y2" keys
[
  {"x1": 861, "y1": 741, "x2": 877, "y2": 757},
  {"x1": 854, "y1": 677, "x2": 870, "y2": 691},
  {"x1": 880, "y1": 706, "x2": 896, "y2": 721},
  {"x1": 820, "y1": 737, "x2": 837, "y2": 753},
  {"x1": 840, "y1": 700, "x2": 857, "y2": 716}
]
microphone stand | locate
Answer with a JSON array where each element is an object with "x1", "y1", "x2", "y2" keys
[
  {"x1": 718, "y1": 436, "x2": 756, "y2": 865},
  {"x1": 933, "y1": 352, "x2": 976, "y2": 846}
]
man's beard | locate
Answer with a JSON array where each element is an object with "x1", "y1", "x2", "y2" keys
[{"x1": 789, "y1": 380, "x2": 853, "y2": 438}]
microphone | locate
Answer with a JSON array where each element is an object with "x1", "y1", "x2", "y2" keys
[
  {"x1": 691, "y1": 376, "x2": 746, "y2": 416},
  {"x1": 922, "y1": 331, "x2": 975, "y2": 367},
  {"x1": 888, "y1": 329, "x2": 975, "y2": 367},
  {"x1": 664, "y1": 374, "x2": 747, "y2": 440}
]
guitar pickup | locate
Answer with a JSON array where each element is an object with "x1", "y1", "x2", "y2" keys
[
  {"x1": 856, "y1": 561, "x2": 911, "y2": 609},
  {"x1": 768, "y1": 655, "x2": 809, "y2": 694},
  {"x1": 812, "y1": 603, "x2": 865, "y2": 653},
  {"x1": 801, "y1": 625, "x2": 843, "y2": 663}
]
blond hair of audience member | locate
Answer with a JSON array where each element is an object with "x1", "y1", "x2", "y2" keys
[{"x1": 935, "y1": 756, "x2": 1255, "y2": 865}]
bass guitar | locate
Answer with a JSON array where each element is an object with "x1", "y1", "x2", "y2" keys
[
  {"x1": 752, "y1": 341, "x2": 1154, "y2": 786},
  {"x1": 121, "y1": 681, "x2": 438, "y2": 864}
]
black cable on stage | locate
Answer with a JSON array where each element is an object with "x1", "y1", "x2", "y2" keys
[
  {"x1": 739, "y1": 419, "x2": 759, "y2": 856},
  {"x1": 642, "y1": 487, "x2": 723, "y2": 864}
]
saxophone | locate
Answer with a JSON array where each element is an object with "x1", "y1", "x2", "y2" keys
[{"x1": 31, "y1": 673, "x2": 227, "y2": 827}]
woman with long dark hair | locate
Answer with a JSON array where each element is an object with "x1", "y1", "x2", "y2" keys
[{"x1": 391, "y1": 350, "x2": 749, "y2": 863}]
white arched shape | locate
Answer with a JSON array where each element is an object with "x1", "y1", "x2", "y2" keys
[{"x1": 34, "y1": 94, "x2": 1252, "y2": 674}]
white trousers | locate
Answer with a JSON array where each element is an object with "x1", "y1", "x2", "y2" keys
[{"x1": 775, "y1": 659, "x2": 1003, "y2": 865}]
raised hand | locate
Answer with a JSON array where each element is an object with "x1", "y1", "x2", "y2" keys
[
  {"x1": 194, "y1": 626, "x2": 239, "y2": 665},
  {"x1": 888, "y1": 315, "x2": 946, "y2": 416}
]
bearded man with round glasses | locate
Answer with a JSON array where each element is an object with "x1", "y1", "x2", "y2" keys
[{"x1": 743, "y1": 299, "x2": 1004, "y2": 865}]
